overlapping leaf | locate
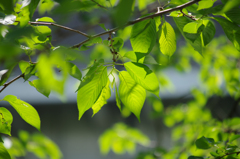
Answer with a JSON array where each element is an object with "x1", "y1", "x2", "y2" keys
[
  {"x1": 77, "y1": 65, "x2": 108, "y2": 119},
  {"x1": 0, "y1": 143, "x2": 11, "y2": 159},
  {"x1": 119, "y1": 71, "x2": 146, "y2": 121},
  {"x1": 130, "y1": 19, "x2": 156, "y2": 53},
  {"x1": 124, "y1": 62, "x2": 159, "y2": 96}
]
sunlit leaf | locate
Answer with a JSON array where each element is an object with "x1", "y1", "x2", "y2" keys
[
  {"x1": 115, "y1": 83, "x2": 121, "y2": 111},
  {"x1": 124, "y1": 62, "x2": 159, "y2": 96},
  {"x1": 77, "y1": 65, "x2": 108, "y2": 119},
  {"x1": 0, "y1": 107, "x2": 13, "y2": 136},
  {"x1": 68, "y1": 62, "x2": 82, "y2": 80},
  {"x1": 38, "y1": 0, "x2": 55, "y2": 15},
  {"x1": 92, "y1": 80, "x2": 111, "y2": 116},
  {"x1": 130, "y1": 19, "x2": 156, "y2": 53},
  {"x1": 197, "y1": 0, "x2": 217, "y2": 10},
  {"x1": 3, "y1": 95, "x2": 41, "y2": 131},
  {"x1": 29, "y1": 79, "x2": 51, "y2": 97},
  {"x1": 36, "y1": 17, "x2": 55, "y2": 23},
  {"x1": 219, "y1": 0, "x2": 240, "y2": 13},
  {"x1": 119, "y1": 71, "x2": 146, "y2": 121},
  {"x1": 159, "y1": 22, "x2": 176, "y2": 57}
]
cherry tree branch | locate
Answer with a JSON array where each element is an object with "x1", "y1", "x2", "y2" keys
[
  {"x1": 91, "y1": 0, "x2": 108, "y2": 10},
  {"x1": 71, "y1": 0, "x2": 201, "y2": 48},
  {"x1": 0, "y1": 73, "x2": 24, "y2": 93},
  {"x1": 28, "y1": 21, "x2": 90, "y2": 38}
]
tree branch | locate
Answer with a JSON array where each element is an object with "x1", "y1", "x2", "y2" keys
[
  {"x1": 28, "y1": 22, "x2": 90, "y2": 38},
  {"x1": 219, "y1": 151, "x2": 240, "y2": 159},
  {"x1": 71, "y1": 0, "x2": 201, "y2": 48},
  {"x1": 0, "y1": 73, "x2": 24, "y2": 93},
  {"x1": 91, "y1": 0, "x2": 108, "y2": 10}
]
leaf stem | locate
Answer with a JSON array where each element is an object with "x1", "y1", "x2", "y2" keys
[{"x1": 91, "y1": 0, "x2": 108, "y2": 10}]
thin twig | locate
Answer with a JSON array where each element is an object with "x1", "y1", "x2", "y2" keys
[
  {"x1": 180, "y1": 9, "x2": 197, "y2": 21},
  {"x1": 29, "y1": 22, "x2": 90, "y2": 38},
  {"x1": 91, "y1": 0, "x2": 108, "y2": 10},
  {"x1": 219, "y1": 151, "x2": 240, "y2": 159},
  {"x1": 0, "y1": 73, "x2": 24, "y2": 93},
  {"x1": 71, "y1": 0, "x2": 201, "y2": 48}
]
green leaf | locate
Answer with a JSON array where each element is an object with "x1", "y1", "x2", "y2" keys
[
  {"x1": 0, "y1": 143, "x2": 11, "y2": 159},
  {"x1": 174, "y1": 16, "x2": 203, "y2": 55},
  {"x1": 119, "y1": 71, "x2": 146, "y2": 121},
  {"x1": 19, "y1": 60, "x2": 30, "y2": 73},
  {"x1": 113, "y1": 0, "x2": 134, "y2": 26},
  {"x1": 183, "y1": 21, "x2": 204, "y2": 34},
  {"x1": 23, "y1": 64, "x2": 36, "y2": 81},
  {"x1": 130, "y1": 19, "x2": 156, "y2": 53},
  {"x1": 115, "y1": 83, "x2": 121, "y2": 111},
  {"x1": 29, "y1": 79, "x2": 51, "y2": 97},
  {"x1": 220, "y1": 0, "x2": 240, "y2": 13},
  {"x1": 0, "y1": 1, "x2": 14, "y2": 14},
  {"x1": 3, "y1": 95, "x2": 41, "y2": 131},
  {"x1": 77, "y1": 66, "x2": 108, "y2": 120},
  {"x1": 0, "y1": 135, "x2": 3, "y2": 143},
  {"x1": 225, "y1": 7, "x2": 240, "y2": 25},
  {"x1": 159, "y1": 22, "x2": 176, "y2": 57},
  {"x1": 198, "y1": 0, "x2": 217, "y2": 10},
  {"x1": 202, "y1": 20, "x2": 215, "y2": 46},
  {"x1": 195, "y1": 136, "x2": 214, "y2": 149},
  {"x1": 99, "y1": 23, "x2": 107, "y2": 31},
  {"x1": 92, "y1": 80, "x2": 111, "y2": 116},
  {"x1": 35, "y1": 26, "x2": 51, "y2": 36},
  {"x1": 124, "y1": 62, "x2": 159, "y2": 96},
  {"x1": 0, "y1": 15, "x2": 16, "y2": 25},
  {"x1": 214, "y1": 17, "x2": 240, "y2": 51},
  {"x1": 68, "y1": 62, "x2": 82, "y2": 80},
  {"x1": 229, "y1": 134, "x2": 240, "y2": 143},
  {"x1": 36, "y1": 17, "x2": 55, "y2": 23},
  {"x1": 112, "y1": 37, "x2": 124, "y2": 52},
  {"x1": 22, "y1": 0, "x2": 41, "y2": 20},
  {"x1": 154, "y1": 16, "x2": 161, "y2": 32},
  {"x1": 188, "y1": 156, "x2": 204, "y2": 159},
  {"x1": 0, "y1": 107, "x2": 13, "y2": 136},
  {"x1": 39, "y1": 0, "x2": 55, "y2": 15}
]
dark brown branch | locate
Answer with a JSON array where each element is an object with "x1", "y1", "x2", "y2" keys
[
  {"x1": 91, "y1": 0, "x2": 108, "y2": 10},
  {"x1": 71, "y1": 0, "x2": 201, "y2": 48},
  {"x1": 219, "y1": 151, "x2": 240, "y2": 159},
  {"x1": 180, "y1": 9, "x2": 197, "y2": 21},
  {"x1": 0, "y1": 73, "x2": 24, "y2": 93},
  {"x1": 28, "y1": 22, "x2": 90, "y2": 38}
]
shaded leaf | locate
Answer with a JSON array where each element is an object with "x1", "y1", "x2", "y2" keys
[
  {"x1": 3, "y1": 95, "x2": 41, "y2": 131},
  {"x1": 195, "y1": 136, "x2": 214, "y2": 149},
  {"x1": 0, "y1": 143, "x2": 11, "y2": 159},
  {"x1": 114, "y1": 0, "x2": 134, "y2": 26}
]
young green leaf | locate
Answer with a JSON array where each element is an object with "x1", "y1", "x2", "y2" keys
[
  {"x1": 28, "y1": 79, "x2": 51, "y2": 97},
  {"x1": 159, "y1": 22, "x2": 176, "y2": 57},
  {"x1": 119, "y1": 71, "x2": 146, "y2": 121},
  {"x1": 36, "y1": 17, "x2": 55, "y2": 23},
  {"x1": 3, "y1": 95, "x2": 41, "y2": 131},
  {"x1": 19, "y1": 60, "x2": 30, "y2": 73},
  {"x1": 195, "y1": 136, "x2": 214, "y2": 149},
  {"x1": 68, "y1": 62, "x2": 82, "y2": 80},
  {"x1": 115, "y1": 83, "x2": 121, "y2": 111},
  {"x1": 214, "y1": 17, "x2": 240, "y2": 51},
  {"x1": 155, "y1": 16, "x2": 161, "y2": 32},
  {"x1": 124, "y1": 62, "x2": 159, "y2": 97},
  {"x1": 130, "y1": 19, "x2": 156, "y2": 53},
  {"x1": 197, "y1": 0, "x2": 217, "y2": 10},
  {"x1": 38, "y1": 0, "x2": 55, "y2": 15},
  {"x1": 77, "y1": 66, "x2": 108, "y2": 120},
  {"x1": 0, "y1": 143, "x2": 11, "y2": 159},
  {"x1": 92, "y1": 80, "x2": 111, "y2": 116},
  {"x1": 0, "y1": 107, "x2": 13, "y2": 136}
]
